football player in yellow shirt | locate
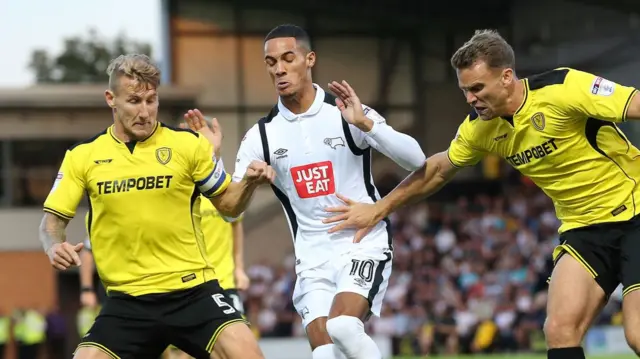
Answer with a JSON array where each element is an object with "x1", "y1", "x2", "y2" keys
[
  {"x1": 40, "y1": 54, "x2": 273, "y2": 359},
  {"x1": 323, "y1": 30, "x2": 640, "y2": 359}
]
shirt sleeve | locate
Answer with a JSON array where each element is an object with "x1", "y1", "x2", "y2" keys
[
  {"x1": 356, "y1": 105, "x2": 426, "y2": 171},
  {"x1": 562, "y1": 69, "x2": 638, "y2": 122},
  {"x1": 83, "y1": 237, "x2": 92, "y2": 251},
  {"x1": 447, "y1": 118, "x2": 486, "y2": 168},
  {"x1": 43, "y1": 150, "x2": 85, "y2": 219},
  {"x1": 232, "y1": 124, "x2": 264, "y2": 182},
  {"x1": 192, "y1": 133, "x2": 231, "y2": 198}
]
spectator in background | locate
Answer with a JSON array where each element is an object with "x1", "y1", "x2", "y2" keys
[
  {"x1": 13, "y1": 308, "x2": 46, "y2": 359},
  {"x1": 70, "y1": 180, "x2": 624, "y2": 357},
  {"x1": 0, "y1": 310, "x2": 9, "y2": 359},
  {"x1": 45, "y1": 306, "x2": 66, "y2": 359}
]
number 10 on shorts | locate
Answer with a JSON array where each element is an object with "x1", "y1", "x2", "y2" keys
[
  {"x1": 212, "y1": 293, "x2": 236, "y2": 314},
  {"x1": 350, "y1": 259, "x2": 375, "y2": 285}
]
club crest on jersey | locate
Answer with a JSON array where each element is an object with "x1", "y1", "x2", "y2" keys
[
  {"x1": 324, "y1": 137, "x2": 345, "y2": 150},
  {"x1": 156, "y1": 147, "x2": 172, "y2": 165},
  {"x1": 530, "y1": 112, "x2": 545, "y2": 131}
]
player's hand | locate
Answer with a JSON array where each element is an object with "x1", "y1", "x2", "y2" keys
[
  {"x1": 183, "y1": 109, "x2": 223, "y2": 155},
  {"x1": 244, "y1": 160, "x2": 276, "y2": 185},
  {"x1": 80, "y1": 291, "x2": 97, "y2": 308},
  {"x1": 234, "y1": 268, "x2": 251, "y2": 291},
  {"x1": 328, "y1": 80, "x2": 370, "y2": 131},
  {"x1": 47, "y1": 242, "x2": 83, "y2": 270},
  {"x1": 323, "y1": 194, "x2": 381, "y2": 243}
]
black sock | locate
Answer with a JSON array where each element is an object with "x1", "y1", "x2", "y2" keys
[{"x1": 548, "y1": 347, "x2": 585, "y2": 359}]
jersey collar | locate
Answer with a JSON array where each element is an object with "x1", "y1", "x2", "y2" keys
[{"x1": 277, "y1": 83, "x2": 325, "y2": 121}]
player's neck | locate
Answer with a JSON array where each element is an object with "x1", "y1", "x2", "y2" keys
[
  {"x1": 504, "y1": 79, "x2": 526, "y2": 116},
  {"x1": 280, "y1": 83, "x2": 316, "y2": 115},
  {"x1": 112, "y1": 122, "x2": 133, "y2": 143}
]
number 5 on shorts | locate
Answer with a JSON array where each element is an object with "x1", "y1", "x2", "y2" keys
[{"x1": 212, "y1": 293, "x2": 236, "y2": 314}]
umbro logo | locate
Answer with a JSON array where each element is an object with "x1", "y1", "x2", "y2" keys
[
  {"x1": 94, "y1": 159, "x2": 113, "y2": 164},
  {"x1": 274, "y1": 148, "x2": 288, "y2": 159}
]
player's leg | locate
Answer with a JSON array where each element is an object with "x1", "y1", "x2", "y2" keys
[
  {"x1": 168, "y1": 281, "x2": 263, "y2": 359},
  {"x1": 544, "y1": 231, "x2": 618, "y2": 359},
  {"x1": 73, "y1": 295, "x2": 168, "y2": 359},
  {"x1": 619, "y1": 216, "x2": 640, "y2": 355},
  {"x1": 209, "y1": 321, "x2": 263, "y2": 359},
  {"x1": 327, "y1": 250, "x2": 392, "y2": 359},
  {"x1": 293, "y1": 272, "x2": 344, "y2": 359}
]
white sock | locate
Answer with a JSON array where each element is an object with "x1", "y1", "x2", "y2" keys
[
  {"x1": 326, "y1": 316, "x2": 381, "y2": 359},
  {"x1": 312, "y1": 343, "x2": 345, "y2": 359}
]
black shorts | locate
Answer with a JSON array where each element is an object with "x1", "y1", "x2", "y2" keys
[
  {"x1": 223, "y1": 288, "x2": 245, "y2": 315},
  {"x1": 553, "y1": 214, "x2": 640, "y2": 298},
  {"x1": 77, "y1": 280, "x2": 246, "y2": 359}
]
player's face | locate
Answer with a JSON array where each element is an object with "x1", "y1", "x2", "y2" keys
[
  {"x1": 105, "y1": 76, "x2": 159, "y2": 141},
  {"x1": 456, "y1": 60, "x2": 512, "y2": 120},
  {"x1": 264, "y1": 37, "x2": 316, "y2": 97}
]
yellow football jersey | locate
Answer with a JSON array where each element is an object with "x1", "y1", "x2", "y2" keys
[
  {"x1": 448, "y1": 68, "x2": 639, "y2": 233},
  {"x1": 198, "y1": 198, "x2": 242, "y2": 290},
  {"x1": 44, "y1": 123, "x2": 231, "y2": 296}
]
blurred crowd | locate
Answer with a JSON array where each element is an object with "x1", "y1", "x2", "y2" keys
[
  {"x1": 0, "y1": 179, "x2": 627, "y2": 359},
  {"x1": 239, "y1": 177, "x2": 626, "y2": 357}
]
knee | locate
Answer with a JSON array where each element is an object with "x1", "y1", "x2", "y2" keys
[
  {"x1": 543, "y1": 316, "x2": 583, "y2": 347},
  {"x1": 326, "y1": 315, "x2": 364, "y2": 344}
]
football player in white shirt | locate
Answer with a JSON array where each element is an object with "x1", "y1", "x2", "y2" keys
[{"x1": 185, "y1": 24, "x2": 426, "y2": 359}]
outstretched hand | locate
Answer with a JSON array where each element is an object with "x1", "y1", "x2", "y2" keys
[
  {"x1": 323, "y1": 193, "x2": 381, "y2": 243},
  {"x1": 182, "y1": 109, "x2": 223, "y2": 155},
  {"x1": 328, "y1": 81, "x2": 368, "y2": 129}
]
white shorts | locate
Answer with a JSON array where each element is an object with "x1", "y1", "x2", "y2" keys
[{"x1": 292, "y1": 246, "x2": 393, "y2": 328}]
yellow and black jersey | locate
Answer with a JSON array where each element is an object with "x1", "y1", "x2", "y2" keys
[
  {"x1": 44, "y1": 122, "x2": 231, "y2": 296},
  {"x1": 448, "y1": 67, "x2": 640, "y2": 233},
  {"x1": 197, "y1": 198, "x2": 242, "y2": 290}
]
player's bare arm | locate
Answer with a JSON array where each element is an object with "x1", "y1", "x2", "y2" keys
[
  {"x1": 625, "y1": 91, "x2": 640, "y2": 120},
  {"x1": 232, "y1": 221, "x2": 250, "y2": 290},
  {"x1": 324, "y1": 151, "x2": 458, "y2": 242},
  {"x1": 328, "y1": 80, "x2": 426, "y2": 171},
  {"x1": 39, "y1": 212, "x2": 84, "y2": 270},
  {"x1": 211, "y1": 167, "x2": 274, "y2": 217},
  {"x1": 79, "y1": 250, "x2": 97, "y2": 307}
]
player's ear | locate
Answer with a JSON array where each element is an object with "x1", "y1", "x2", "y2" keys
[
  {"x1": 501, "y1": 68, "x2": 514, "y2": 87},
  {"x1": 105, "y1": 90, "x2": 116, "y2": 109},
  {"x1": 306, "y1": 51, "x2": 316, "y2": 68}
]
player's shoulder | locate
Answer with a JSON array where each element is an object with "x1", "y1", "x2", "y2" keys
[
  {"x1": 526, "y1": 67, "x2": 572, "y2": 91},
  {"x1": 159, "y1": 122, "x2": 200, "y2": 140},
  {"x1": 158, "y1": 122, "x2": 203, "y2": 151},
  {"x1": 67, "y1": 127, "x2": 111, "y2": 156},
  {"x1": 455, "y1": 109, "x2": 486, "y2": 140},
  {"x1": 257, "y1": 105, "x2": 280, "y2": 125},
  {"x1": 526, "y1": 67, "x2": 599, "y2": 93}
]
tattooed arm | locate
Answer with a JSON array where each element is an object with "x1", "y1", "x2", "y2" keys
[
  {"x1": 39, "y1": 212, "x2": 83, "y2": 270},
  {"x1": 39, "y1": 212, "x2": 68, "y2": 252}
]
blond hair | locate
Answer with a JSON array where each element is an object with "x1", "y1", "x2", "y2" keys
[
  {"x1": 106, "y1": 54, "x2": 161, "y2": 92},
  {"x1": 450, "y1": 29, "x2": 515, "y2": 70}
]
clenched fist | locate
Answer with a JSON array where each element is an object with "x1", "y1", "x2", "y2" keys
[
  {"x1": 245, "y1": 160, "x2": 276, "y2": 185},
  {"x1": 47, "y1": 242, "x2": 84, "y2": 270}
]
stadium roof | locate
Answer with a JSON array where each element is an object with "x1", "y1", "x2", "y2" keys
[{"x1": 0, "y1": 85, "x2": 198, "y2": 109}]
